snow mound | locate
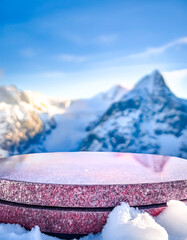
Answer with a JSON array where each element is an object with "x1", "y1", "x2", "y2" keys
[
  {"x1": 157, "y1": 200, "x2": 187, "y2": 240},
  {"x1": 0, "y1": 200, "x2": 186, "y2": 240},
  {"x1": 101, "y1": 202, "x2": 168, "y2": 240},
  {"x1": 0, "y1": 225, "x2": 54, "y2": 240}
]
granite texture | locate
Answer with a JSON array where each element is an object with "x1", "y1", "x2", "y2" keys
[
  {"x1": 1, "y1": 200, "x2": 186, "y2": 234},
  {"x1": 0, "y1": 152, "x2": 187, "y2": 207},
  {"x1": 0, "y1": 180, "x2": 186, "y2": 208}
]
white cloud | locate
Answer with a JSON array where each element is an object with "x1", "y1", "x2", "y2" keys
[
  {"x1": 129, "y1": 37, "x2": 187, "y2": 59},
  {"x1": 163, "y1": 68, "x2": 187, "y2": 82},
  {"x1": 58, "y1": 54, "x2": 87, "y2": 62},
  {"x1": 162, "y1": 68, "x2": 187, "y2": 99}
]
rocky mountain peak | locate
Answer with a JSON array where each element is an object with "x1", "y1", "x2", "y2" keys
[{"x1": 134, "y1": 70, "x2": 169, "y2": 95}]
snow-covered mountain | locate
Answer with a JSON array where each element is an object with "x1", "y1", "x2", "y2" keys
[
  {"x1": 43, "y1": 85, "x2": 127, "y2": 152},
  {"x1": 0, "y1": 84, "x2": 127, "y2": 157},
  {"x1": 0, "y1": 71, "x2": 186, "y2": 158},
  {"x1": 0, "y1": 85, "x2": 62, "y2": 157},
  {"x1": 80, "y1": 70, "x2": 187, "y2": 158}
]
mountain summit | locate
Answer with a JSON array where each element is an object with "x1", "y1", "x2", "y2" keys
[
  {"x1": 135, "y1": 70, "x2": 167, "y2": 92},
  {"x1": 80, "y1": 71, "x2": 187, "y2": 158}
]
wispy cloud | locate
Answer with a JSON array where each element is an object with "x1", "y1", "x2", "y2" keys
[
  {"x1": 58, "y1": 54, "x2": 88, "y2": 62},
  {"x1": 128, "y1": 37, "x2": 187, "y2": 59},
  {"x1": 42, "y1": 71, "x2": 66, "y2": 78},
  {"x1": 95, "y1": 34, "x2": 118, "y2": 45},
  {"x1": 20, "y1": 48, "x2": 36, "y2": 58},
  {"x1": 63, "y1": 34, "x2": 118, "y2": 46}
]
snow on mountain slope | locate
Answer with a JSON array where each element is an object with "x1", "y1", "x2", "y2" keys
[
  {"x1": 0, "y1": 85, "x2": 63, "y2": 157},
  {"x1": 0, "y1": 84, "x2": 127, "y2": 156},
  {"x1": 80, "y1": 70, "x2": 187, "y2": 158},
  {"x1": 43, "y1": 85, "x2": 127, "y2": 152},
  {"x1": 67, "y1": 84, "x2": 127, "y2": 113},
  {"x1": 1, "y1": 72, "x2": 186, "y2": 158}
]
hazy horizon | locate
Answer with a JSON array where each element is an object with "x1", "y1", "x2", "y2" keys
[{"x1": 0, "y1": 69, "x2": 186, "y2": 101}]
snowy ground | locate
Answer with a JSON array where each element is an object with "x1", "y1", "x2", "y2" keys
[{"x1": 0, "y1": 200, "x2": 186, "y2": 240}]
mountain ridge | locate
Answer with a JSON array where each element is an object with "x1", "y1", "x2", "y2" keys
[
  {"x1": 80, "y1": 70, "x2": 187, "y2": 158},
  {"x1": 0, "y1": 84, "x2": 127, "y2": 156},
  {"x1": 0, "y1": 70, "x2": 186, "y2": 158}
]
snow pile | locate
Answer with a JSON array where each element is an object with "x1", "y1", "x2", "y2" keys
[
  {"x1": 0, "y1": 200, "x2": 187, "y2": 240},
  {"x1": 157, "y1": 200, "x2": 187, "y2": 240},
  {"x1": 0, "y1": 225, "x2": 54, "y2": 240},
  {"x1": 101, "y1": 203, "x2": 168, "y2": 240}
]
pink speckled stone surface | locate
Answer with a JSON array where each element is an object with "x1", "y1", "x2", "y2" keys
[
  {"x1": 0, "y1": 152, "x2": 187, "y2": 235},
  {"x1": 0, "y1": 152, "x2": 187, "y2": 207},
  {"x1": 1, "y1": 200, "x2": 186, "y2": 234}
]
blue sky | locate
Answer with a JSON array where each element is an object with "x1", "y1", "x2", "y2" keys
[{"x1": 0, "y1": 0, "x2": 187, "y2": 99}]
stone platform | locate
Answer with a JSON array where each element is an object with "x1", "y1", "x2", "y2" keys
[{"x1": 0, "y1": 152, "x2": 186, "y2": 236}]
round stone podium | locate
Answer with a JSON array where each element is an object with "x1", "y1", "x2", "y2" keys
[{"x1": 0, "y1": 152, "x2": 186, "y2": 237}]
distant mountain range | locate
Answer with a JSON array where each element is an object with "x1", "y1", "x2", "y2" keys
[
  {"x1": 0, "y1": 70, "x2": 186, "y2": 158},
  {"x1": 0, "y1": 83, "x2": 127, "y2": 157}
]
